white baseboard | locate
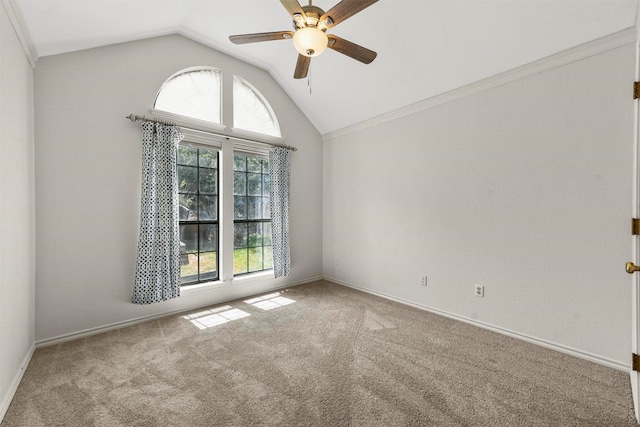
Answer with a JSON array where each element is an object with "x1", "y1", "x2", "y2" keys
[
  {"x1": 324, "y1": 276, "x2": 629, "y2": 373},
  {"x1": 0, "y1": 343, "x2": 35, "y2": 423},
  {"x1": 36, "y1": 275, "x2": 323, "y2": 348}
]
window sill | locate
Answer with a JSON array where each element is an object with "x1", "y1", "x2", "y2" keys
[
  {"x1": 179, "y1": 270, "x2": 275, "y2": 295},
  {"x1": 232, "y1": 270, "x2": 274, "y2": 285},
  {"x1": 180, "y1": 280, "x2": 226, "y2": 295}
]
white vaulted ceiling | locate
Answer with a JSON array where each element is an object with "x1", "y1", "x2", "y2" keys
[{"x1": 10, "y1": 0, "x2": 638, "y2": 135}]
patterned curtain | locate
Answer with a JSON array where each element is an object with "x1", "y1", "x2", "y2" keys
[
  {"x1": 269, "y1": 147, "x2": 291, "y2": 277},
  {"x1": 132, "y1": 122, "x2": 184, "y2": 304}
]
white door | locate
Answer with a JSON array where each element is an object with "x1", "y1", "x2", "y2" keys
[{"x1": 631, "y1": 2, "x2": 640, "y2": 421}]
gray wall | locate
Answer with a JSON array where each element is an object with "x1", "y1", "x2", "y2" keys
[
  {"x1": 323, "y1": 43, "x2": 634, "y2": 367},
  {"x1": 0, "y1": 3, "x2": 35, "y2": 417},
  {"x1": 34, "y1": 35, "x2": 323, "y2": 342}
]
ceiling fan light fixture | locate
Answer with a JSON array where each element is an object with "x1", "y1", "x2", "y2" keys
[
  {"x1": 228, "y1": 0, "x2": 379, "y2": 79},
  {"x1": 293, "y1": 27, "x2": 328, "y2": 57},
  {"x1": 322, "y1": 17, "x2": 334, "y2": 28},
  {"x1": 293, "y1": 13, "x2": 305, "y2": 25}
]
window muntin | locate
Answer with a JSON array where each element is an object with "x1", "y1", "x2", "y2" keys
[
  {"x1": 233, "y1": 154, "x2": 273, "y2": 275},
  {"x1": 233, "y1": 76, "x2": 281, "y2": 138},
  {"x1": 178, "y1": 146, "x2": 219, "y2": 285},
  {"x1": 154, "y1": 68, "x2": 222, "y2": 124}
]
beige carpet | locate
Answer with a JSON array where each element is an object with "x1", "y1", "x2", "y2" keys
[{"x1": 2, "y1": 280, "x2": 637, "y2": 426}]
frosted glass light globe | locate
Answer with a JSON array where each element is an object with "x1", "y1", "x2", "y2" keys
[{"x1": 293, "y1": 27, "x2": 328, "y2": 57}]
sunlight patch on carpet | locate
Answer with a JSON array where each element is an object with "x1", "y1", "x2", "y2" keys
[
  {"x1": 182, "y1": 305, "x2": 251, "y2": 330},
  {"x1": 244, "y1": 292, "x2": 295, "y2": 311}
]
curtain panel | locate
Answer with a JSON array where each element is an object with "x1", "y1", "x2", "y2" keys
[
  {"x1": 269, "y1": 147, "x2": 291, "y2": 277},
  {"x1": 132, "y1": 122, "x2": 184, "y2": 304}
]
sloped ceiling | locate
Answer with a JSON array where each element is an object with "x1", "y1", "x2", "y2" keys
[{"x1": 11, "y1": 0, "x2": 638, "y2": 135}]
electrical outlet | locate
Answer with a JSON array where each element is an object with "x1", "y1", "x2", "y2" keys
[
  {"x1": 420, "y1": 275, "x2": 427, "y2": 287},
  {"x1": 475, "y1": 284, "x2": 484, "y2": 297}
]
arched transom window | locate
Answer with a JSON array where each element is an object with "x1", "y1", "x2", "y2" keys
[
  {"x1": 154, "y1": 67, "x2": 222, "y2": 125},
  {"x1": 153, "y1": 66, "x2": 281, "y2": 138},
  {"x1": 233, "y1": 76, "x2": 281, "y2": 138}
]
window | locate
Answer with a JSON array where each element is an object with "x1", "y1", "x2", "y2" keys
[
  {"x1": 154, "y1": 67, "x2": 283, "y2": 285},
  {"x1": 233, "y1": 154, "x2": 273, "y2": 275},
  {"x1": 178, "y1": 146, "x2": 219, "y2": 284},
  {"x1": 233, "y1": 76, "x2": 281, "y2": 137},
  {"x1": 155, "y1": 67, "x2": 222, "y2": 124}
]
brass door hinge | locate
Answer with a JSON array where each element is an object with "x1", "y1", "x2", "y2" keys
[
  {"x1": 633, "y1": 353, "x2": 640, "y2": 371},
  {"x1": 635, "y1": 82, "x2": 640, "y2": 99},
  {"x1": 633, "y1": 218, "x2": 640, "y2": 235}
]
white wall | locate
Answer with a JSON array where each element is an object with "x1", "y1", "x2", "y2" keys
[
  {"x1": 0, "y1": 2, "x2": 35, "y2": 418},
  {"x1": 34, "y1": 35, "x2": 323, "y2": 342},
  {"x1": 323, "y1": 43, "x2": 635, "y2": 367}
]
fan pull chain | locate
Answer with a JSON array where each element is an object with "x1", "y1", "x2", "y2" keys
[{"x1": 308, "y1": 67, "x2": 312, "y2": 95}]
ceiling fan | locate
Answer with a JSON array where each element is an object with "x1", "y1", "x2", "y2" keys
[{"x1": 229, "y1": 0, "x2": 378, "y2": 79}]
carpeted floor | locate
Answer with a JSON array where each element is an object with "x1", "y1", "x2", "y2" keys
[{"x1": 2, "y1": 280, "x2": 637, "y2": 426}]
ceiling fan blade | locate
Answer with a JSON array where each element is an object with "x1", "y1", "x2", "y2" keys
[
  {"x1": 229, "y1": 31, "x2": 294, "y2": 44},
  {"x1": 327, "y1": 35, "x2": 377, "y2": 64},
  {"x1": 320, "y1": 0, "x2": 378, "y2": 29},
  {"x1": 280, "y1": 0, "x2": 307, "y2": 25},
  {"x1": 294, "y1": 54, "x2": 311, "y2": 79}
]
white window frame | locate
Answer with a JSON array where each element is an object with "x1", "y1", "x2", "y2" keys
[
  {"x1": 152, "y1": 68, "x2": 284, "y2": 292},
  {"x1": 178, "y1": 137, "x2": 275, "y2": 291}
]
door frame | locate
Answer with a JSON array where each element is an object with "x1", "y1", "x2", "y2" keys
[{"x1": 631, "y1": 1, "x2": 640, "y2": 422}]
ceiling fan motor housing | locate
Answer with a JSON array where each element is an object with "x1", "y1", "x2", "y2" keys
[{"x1": 293, "y1": 5, "x2": 326, "y2": 30}]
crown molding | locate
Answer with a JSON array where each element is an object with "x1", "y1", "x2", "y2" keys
[
  {"x1": 1, "y1": 0, "x2": 37, "y2": 68},
  {"x1": 323, "y1": 27, "x2": 637, "y2": 142}
]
